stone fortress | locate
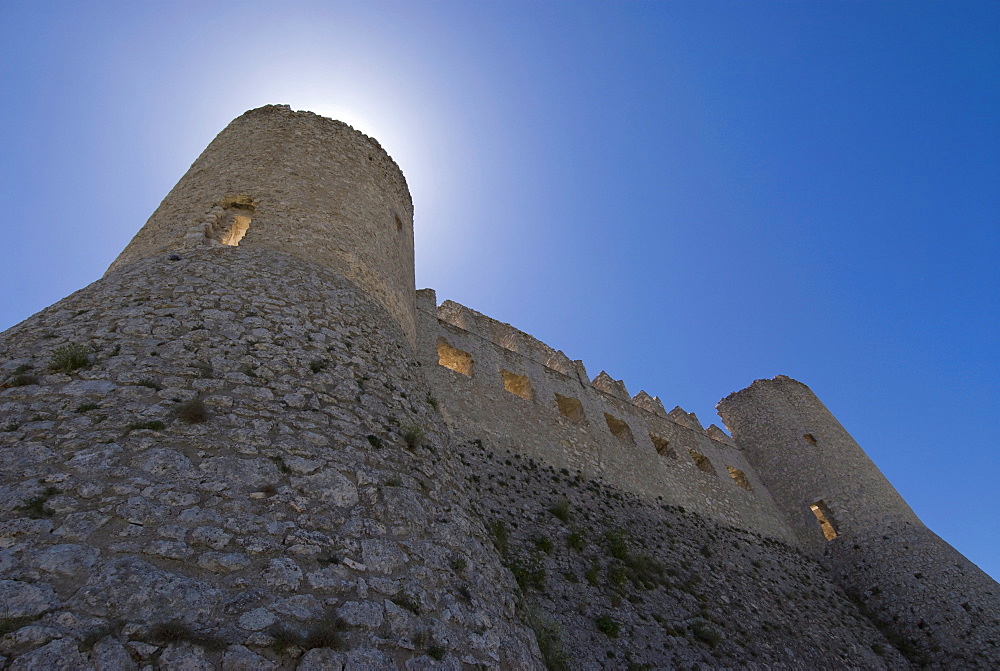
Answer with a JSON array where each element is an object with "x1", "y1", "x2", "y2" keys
[{"x1": 0, "y1": 104, "x2": 997, "y2": 669}]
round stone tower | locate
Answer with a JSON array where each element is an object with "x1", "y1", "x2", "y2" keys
[
  {"x1": 0, "y1": 107, "x2": 540, "y2": 668},
  {"x1": 718, "y1": 375, "x2": 1000, "y2": 667},
  {"x1": 108, "y1": 105, "x2": 417, "y2": 345}
]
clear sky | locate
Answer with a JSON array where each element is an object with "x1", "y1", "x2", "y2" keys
[{"x1": 1, "y1": 1, "x2": 997, "y2": 580}]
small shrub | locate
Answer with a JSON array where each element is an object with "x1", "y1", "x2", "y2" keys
[
  {"x1": 427, "y1": 645, "x2": 446, "y2": 660},
  {"x1": 75, "y1": 402, "x2": 100, "y2": 413},
  {"x1": 401, "y1": 424, "x2": 424, "y2": 449},
  {"x1": 0, "y1": 615, "x2": 42, "y2": 637},
  {"x1": 549, "y1": 498, "x2": 572, "y2": 522},
  {"x1": 49, "y1": 344, "x2": 90, "y2": 372},
  {"x1": 300, "y1": 617, "x2": 348, "y2": 650},
  {"x1": 487, "y1": 520, "x2": 509, "y2": 555},
  {"x1": 567, "y1": 530, "x2": 585, "y2": 552},
  {"x1": 384, "y1": 476, "x2": 402, "y2": 487},
  {"x1": 270, "y1": 456, "x2": 292, "y2": 474},
  {"x1": 508, "y1": 557, "x2": 546, "y2": 592},
  {"x1": 267, "y1": 617, "x2": 348, "y2": 652},
  {"x1": 309, "y1": 359, "x2": 327, "y2": 373},
  {"x1": 261, "y1": 484, "x2": 278, "y2": 496},
  {"x1": 608, "y1": 563, "x2": 628, "y2": 587},
  {"x1": 534, "y1": 535, "x2": 554, "y2": 554},
  {"x1": 426, "y1": 394, "x2": 439, "y2": 410},
  {"x1": 604, "y1": 530, "x2": 630, "y2": 561},
  {"x1": 149, "y1": 621, "x2": 227, "y2": 651},
  {"x1": 174, "y1": 398, "x2": 208, "y2": 424},
  {"x1": 700, "y1": 544, "x2": 712, "y2": 558},
  {"x1": 450, "y1": 556, "x2": 467, "y2": 572},
  {"x1": 9, "y1": 373, "x2": 39, "y2": 387},
  {"x1": 17, "y1": 486, "x2": 60, "y2": 519},
  {"x1": 137, "y1": 379, "x2": 162, "y2": 390},
  {"x1": 366, "y1": 434, "x2": 384, "y2": 449},
  {"x1": 596, "y1": 614, "x2": 620, "y2": 638},
  {"x1": 392, "y1": 593, "x2": 421, "y2": 615},
  {"x1": 624, "y1": 553, "x2": 667, "y2": 589},
  {"x1": 127, "y1": 420, "x2": 166, "y2": 432},
  {"x1": 585, "y1": 561, "x2": 602, "y2": 586},
  {"x1": 691, "y1": 621, "x2": 722, "y2": 647}
]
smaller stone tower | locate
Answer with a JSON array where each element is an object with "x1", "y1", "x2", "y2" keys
[
  {"x1": 107, "y1": 105, "x2": 417, "y2": 344},
  {"x1": 718, "y1": 375, "x2": 1000, "y2": 667}
]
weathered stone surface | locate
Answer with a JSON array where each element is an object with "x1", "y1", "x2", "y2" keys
[
  {"x1": 158, "y1": 642, "x2": 213, "y2": 670},
  {"x1": 8, "y1": 638, "x2": 90, "y2": 671},
  {"x1": 237, "y1": 607, "x2": 277, "y2": 631},
  {"x1": 290, "y1": 469, "x2": 358, "y2": 507},
  {"x1": 70, "y1": 557, "x2": 220, "y2": 624},
  {"x1": 221, "y1": 645, "x2": 277, "y2": 670},
  {"x1": 0, "y1": 625, "x2": 64, "y2": 656},
  {"x1": 36, "y1": 544, "x2": 100, "y2": 576},
  {"x1": 361, "y1": 539, "x2": 408, "y2": 574},
  {"x1": 0, "y1": 580, "x2": 58, "y2": 618},
  {"x1": 261, "y1": 557, "x2": 302, "y2": 591},
  {"x1": 296, "y1": 648, "x2": 345, "y2": 670},
  {"x1": 197, "y1": 552, "x2": 249, "y2": 573},
  {"x1": 92, "y1": 637, "x2": 137, "y2": 671},
  {"x1": 337, "y1": 600, "x2": 384, "y2": 628}
]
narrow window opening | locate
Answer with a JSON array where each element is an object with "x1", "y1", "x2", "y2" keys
[
  {"x1": 803, "y1": 433, "x2": 817, "y2": 446},
  {"x1": 726, "y1": 466, "x2": 752, "y2": 491},
  {"x1": 555, "y1": 394, "x2": 587, "y2": 424},
  {"x1": 437, "y1": 338, "x2": 473, "y2": 377},
  {"x1": 650, "y1": 434, "x2": 676, "y2": 458},
  {"x1": 809, "y1": 500, "x2": 839, "y2": 540},
  {"x1": 206, "y1": 196, "x2": 255, "y2": 246},
  {"x1": 501, "y1": 369, "x2": 534, "y2": 400},
  {"x1": 605, "y1": 414, "x2": 634, "y2": 444},
  {"x1": 689, "y1": 450, "x2": 717, "y2": 476}
]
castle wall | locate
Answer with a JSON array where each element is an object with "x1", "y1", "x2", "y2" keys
[
  {"x1": 106, "y1": 105, "x2": 417, "y2": 345},
  {"x1": 415, "y1": 291, "x2": 797, "y2": 543},
  {"x1": 0, "y1": 247, "x2": 539, "y2": 669}
]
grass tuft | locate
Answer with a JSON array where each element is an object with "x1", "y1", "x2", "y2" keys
[
  {"x1": 49, "y1": 344, "x2": 90, "y2": 372},
  {"x1": 174, "y1": 397, "x2": 209, "y2": 424}
]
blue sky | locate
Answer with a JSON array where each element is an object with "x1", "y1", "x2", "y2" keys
[{"x1": 1, "y1": 1, "x2": 997, "y2": 580}]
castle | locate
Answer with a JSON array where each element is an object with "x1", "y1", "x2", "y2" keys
[{"x1": 0, "y1": 105, "x2": 997, "y2": 669}]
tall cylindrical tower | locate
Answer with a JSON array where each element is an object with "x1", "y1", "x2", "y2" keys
[
  {"x1": 718, "y1": 375, "x2": 1000, "y2": 667},
  {"x1": 0, "y1": 107, "x2": 541, "y2": 669},
  {"x1": 108, "y1": 105, "x2": 417, "y2": 345}
]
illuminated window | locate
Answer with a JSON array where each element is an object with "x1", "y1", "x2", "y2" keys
[
  {"x1": 437, "y1": 338, "x2": 473, "y2": 377},
  {"x1": 555, "y1": 394, "x2": 586, "y2": 424},
  {"x1": 689, "y1": 450, "x2": 717, "y2": 476},
  {"x1": 650, "y1": 434, "x2": 676, "y2": 458},
  {"x1": 605, "y1": 414, "x2": 634, "y2": 444},
  {"x1": 501, "y1": 369, "x2": 534, "y2": 400},
  {"x1": 726, "y1": 466, "x2": 752, "y2": 491},
  {"x1": 810, "y1": 500, "x2": 839, "y2": 540},
  {"x1": 207, "y1": 197, "x2": 254, "y2": 246}
]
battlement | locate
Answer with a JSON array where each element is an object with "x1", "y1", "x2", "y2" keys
[
  {"x1": 416, "y1": 289, "x2": 794, "y2": 539},
  {"x1": 429, "y1": 295, "x2": 733, "y2": 444}
]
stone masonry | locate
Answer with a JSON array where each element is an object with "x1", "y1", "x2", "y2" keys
[{"x1": 0, "y1": 105, "x2": 997, "y2": 669}]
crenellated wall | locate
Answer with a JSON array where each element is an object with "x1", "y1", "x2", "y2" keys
[{"x1": 415, "y1": 290, "x2": 797, "y2": 542}]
